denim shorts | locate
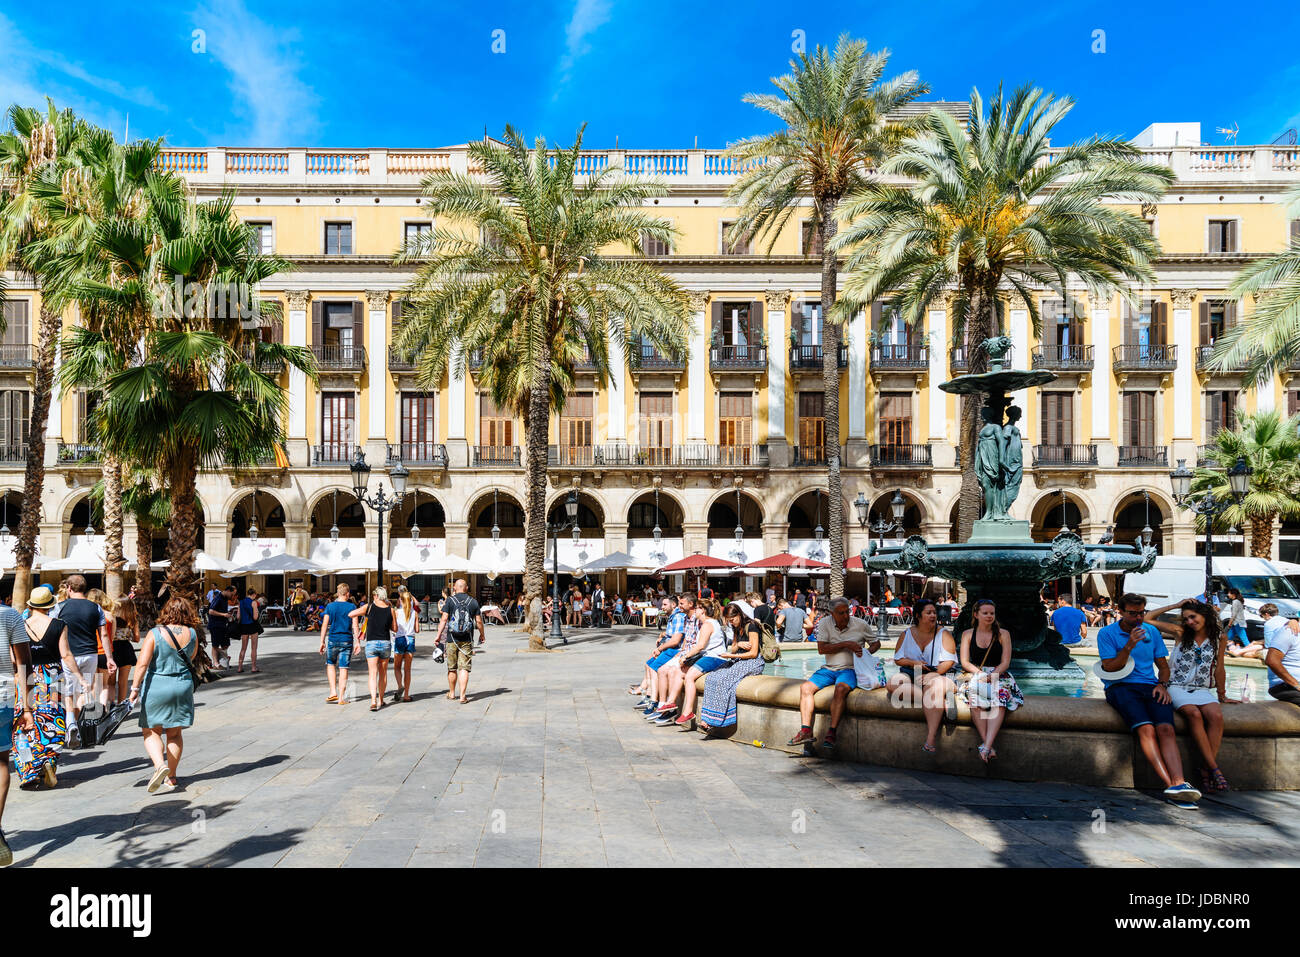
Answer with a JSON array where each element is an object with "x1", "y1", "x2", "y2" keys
[
  {"x1": 393, "y1": 635, "x2": 416, "y2": 655},
  {"x1": 366, "y1": 640, "x2": 392, "y2": 660},
  {"x1": 1105, "y1": 681, "x2": 1175, "y2": 730},
  {"x1": 647, "y1": 648, "x2": 679, "y2": 671},
  {"x1": 326, "y1": 642, "x2": 353, "y2": 669},
  {"x1": 808, "y1": 666, "x2": 858, "y2": 691},
  {"x1": 0, "y1": 706, "x2": 12, "y2": 752}
]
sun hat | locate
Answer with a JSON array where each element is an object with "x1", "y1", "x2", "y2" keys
[
  {"x1": 1093, "y1": 656, "x2": 1134, "y2": 682},
  {"x1": 27, "y1": 585, "x2": 57, "y2": 610}
]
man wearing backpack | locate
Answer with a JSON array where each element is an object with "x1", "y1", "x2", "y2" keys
[{"x1": 437, "y1": 579, "x2": 484, "y2": 703}]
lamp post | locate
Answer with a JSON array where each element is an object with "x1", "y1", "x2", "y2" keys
[
  {"x1": 0, "y1": 490, "x2": 9, "y2": 546},
  {"x1": 350, "y1": 447, "x2": 408, "y2": 588},
  {"x1": 855, "y1": 490, "x2": 905, "y2": 630},
  {"x1": 548, "y1": 490, "x2": 580, "y2": 646},
  {"x1": 1170, "y1": 456, "x2": 1251, "y2": 601}
]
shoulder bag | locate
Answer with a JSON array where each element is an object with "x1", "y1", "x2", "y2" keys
[{"x1": 159, "y1": 625, "x2": 204, "y2": 692}]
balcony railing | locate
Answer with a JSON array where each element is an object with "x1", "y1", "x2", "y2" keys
[
  {"x1": 1197, "y1": 444, "x2": 1213, "y2": 467},
  {"x1": 0, "y1": 444, "x2": 28, "y2": 464},
  {"x1": 870, "y1": 443, "x2": 932, "y2": 467},
  {"x1": 311, "y1": 343, "x2": 367, "y2": 372},
  {"x1": 311, "y1": 443, "x2": 355, "y2": 465},
  {"x1": 710, "y1": 344, "x2": 767, "y2": 371},
  {"x1": 791, "y1": 445, "x2": 827, "y2": 467},
  {"x1": 1031, "y1": 344, "x2": 1094, "y2": 372},
  {"x1": 1196, "y1": 344, "x2": 1247, "y2": 372},
  {"x1": 951, "y1": 345, "x2": 1014, "y2": 373},
  {"x1": 474, "y1": 446, "x2": 521, "y2": 467},
  {"x1": 1031, "y1": 444, "x2": 1098, "y2": 468},
  {"x1": 0, "y1": 344, "x2": 36, "y2": 369},
  {"x1": 386, "y1": 443, "x2": 448, "y2": 468},
  {"x1": 870, "y1": 344, "x2": 928, "y2": 371},
  {"x1": 1112, "y1": 344, "x2": 1177, "y2": 372},
  {"x1": 549, "y1": 446, "x2": 596, "y2": 467},
  {"x1": 240, "y1": 347, "x2": 285, "y2": 375},
  {"x1": 789, "y1": 344, "x2": 848, "y2": 370},
  {"x1": 58, "y1": 443, "x2": 100, "y2": 464},
  {"x1": 631, "y1": 344, "x2": 686, "y2": 372},
  {"x1": 546, "y1": 444, "x2": 770, "y2": 468},
  {"x1": 388, "y1": 350, "x2": 421, "y2": 373},
  {"x1": 1117, "y1": 445, "x2": 1170, "y2": 467}
]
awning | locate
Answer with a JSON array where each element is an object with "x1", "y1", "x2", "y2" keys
[
  {"x1": 39, "y1": 535, "x2": 117, "y2": 572},
  {"x1": 577, "y1": 550, "x2": 640, "y2": 573},
  {"x1": 225, "y1": 552, "x2": 330, "y2": 576},
  {"x1": 152, "y1": 551, "x2": 230, "y2": 573},
  {"x1": 467, "y1": 538, "x2": 525, "y2": 574},
  {"x1": 228, "y1": 537, "x2": 286, "y2": 568},
  {"x1": 706, "y1": 538, "x2": 763, "y2": 566},
  {"x1": 388, "y1": 538, "x2": 447, "y2": 575},
  {"x1": 307, "y1": 538, "x2": 383, "y2": 574},
  {"x1": 625, "y1": 538, "x2": 683, "y2": 572}
]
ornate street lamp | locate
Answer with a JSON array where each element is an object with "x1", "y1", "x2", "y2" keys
[
  {"x1": 410, "y1": 488, "x2": 421, "y2": 543},
  {"x1": 857, "y1": 490, "x2": 905, "y2": 632},
  {"x1": 248, "y1": 488, "x2": 260, "y2": 543},
  {"x1": 814, "y1": 490, "x2": 824, "y2": 544},
  {"x1": 652, "y1": 487, "x2": 663, "y2": 554},
  {"x1": 0, "y1": 491, "x2": 9, "y2": 546},
  {"x1": 491, "y1": 489, "x2": 501, "y2": 546},
  {"x1": 548, "y1": 489, "x2": 581, "y2": 646},
  {"x1": 1170, "y1": 456, "x2": 1252, "y2": 600},
  {"x1": 330, "y1": 490, "x2": 340, "y2": 543},
  {"x1": 349, "y1": 447, "x2": 409, "y2": 584}
]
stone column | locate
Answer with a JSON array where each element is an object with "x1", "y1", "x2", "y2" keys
[
  {"x1": 765, "y1": 290, "x2": 790, "y2": 467},
  {"x1": 446, "y1": 340, "x2": 468, "y2": 468},
  {"x1": 205, "y1": 522, "x2": 232, "y2": 565},
  {"x1": 604, "y1": 521, "x2": 629, "y2": 554},
  {"x1": 444, "y1": 522, "x2": 470, "y2": 558},
  {"x1": 365, "y1": 290, "x2": 390, "y2": 466},
  {"x1": 282, "y1": 521, "x2": 311, "y2": 558},
  {"x1": 1251, "y1": 298, "x2": 1276, "y2": 415},
  {"x1": 928, "y1": 297, "x2": 952, "y2": 467},
  {"x1": 286, "y1": 290, "x2": 310, "y2": 466},
  {"x1": 37, "y1": 521, "x2": 62, "y2": 586},
  {"x1": 1171, "y1": 289, "x2": 1197, "y2": 466},
  {"x1": 682, "y1": 520, "x2": 709, "y2": 556},
  {"x1": 1167, "y1": 519, "x2": 1197, "y2": 557},
  {"x1": 687, "y1": 292, "x2": 709, "y2": 443},
  {"x1": 921, "y1": 520, "x2": 953, "y2": 545},
  {"x1": 606, "y1": 335, "x2": 626, "y2": 444},
  {"x1": 846, "y1": 307, "x2": 868, "y2": 464},
  {"x1": 762, "y1": 521, "x2": 788, "y2": 556},
  {"x1": 44, "y1": 321, "x2": 62, "y2": 468},
  {"x1": 1008, "y1": 293, "x2": 1031, "y2": 442},
  {"x1": 1090, "y1": 290, "x2": 1115, "y2": 467}
]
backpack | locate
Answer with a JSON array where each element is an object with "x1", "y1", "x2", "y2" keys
[
  {"x1": 447, "y1": 594, "x2": 475, "y2": 637},
  {"x1": 758, "y1": 621, "x2": 781, "y2": 663}
]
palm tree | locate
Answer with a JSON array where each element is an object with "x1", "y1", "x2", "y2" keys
[
  {"x1": 91, "y1": 466, "x2": 173, "y2": 629},
  {"x1": 1211, "y1": 185, "x2": 1300, "y2": 382},
  {"x1": 1191, "y1": 410, "x2": 1300, "y2": 558},
  {"x1": 835, "y1": 86, "x2": 1173, "y2": 543},
  {"x1": 394, "y1": 127, "x2": 692, "y2": 648},
  {"x1": 0, "y1": 101, "x2": 92, "y2": 607},
  {"x1": 726, "y1": 35, "x2": 928, "y2": 598},
  {"x1": 59, "y1": 172, "x2": 314, "y2": 603}
]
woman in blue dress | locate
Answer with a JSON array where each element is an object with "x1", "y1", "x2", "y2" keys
[{"x1": 129, "y1": 597, "x2": 200, "y2": 794}]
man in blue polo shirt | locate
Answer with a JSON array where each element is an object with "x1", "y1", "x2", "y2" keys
[
  {"x1": 1050, "y1": 595, "x2": 1089, "y2": 646},
  {"x1": 1097, "y1": 593, "x2": 1200, "y2": 808},
  {"x1": 319, "y1": 583, "x2": 359, "y2": 704}
]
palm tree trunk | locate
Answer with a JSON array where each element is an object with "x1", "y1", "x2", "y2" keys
[
  {"x1": 1250, "y1": 514, "x2": 1275, "y2": 559},
  {"x1": 818, "y1": 197, "x2": 844, "y2": 598},
  {"x1": 135, "y1": 520, "x2": 157, "y2": 631},
  {"x1": 955, "y1": 285, "x2": 994, "y2": 544},
  {"x1": 103, "y1": 457, "x2": 125, "y2": 599},
  {"x1": 523, "y1": 341, "x2": 553, "y2": 650},
  {"x1": 11, "y1": 304, "x2": 60, "y2": 608},
  {"x1": 164, "y1": 447, "x2": 200, "y2": 606}
]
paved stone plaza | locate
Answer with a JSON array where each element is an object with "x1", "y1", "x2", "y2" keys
[{"x1": 5, "y1": 624, "x2": 1299, "y2": 868}]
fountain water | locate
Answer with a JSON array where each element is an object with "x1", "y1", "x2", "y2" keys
[{"x1": 864, "y1": 336, "x2": 1157, "y2": 682}]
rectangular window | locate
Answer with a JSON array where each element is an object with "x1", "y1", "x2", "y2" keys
[
  {"x1": 246, "y1": 221, "x2": 273, "y2": 255},
  {"x1": 716, "y1": 302, "x2": 754, "y2": 347},
  {"x1": 638, "y1": 392, "x2": 673, "y2": 464},
  {"x1": 320, "y1": 392, "x2": 355, "y2": 461},
  {"x1": 403, "y1": 221, "x2": 431, "y2": 248},
  {"x1": 797, "y1": 301, "x2": 822, "y2": 347},
  {"x1": 1208, "y1": 219, "x2": 1239, "y2": 253},
  {"x1": 1123, "y1": 391, "x2": 1156, "y2": 448},
  {"x1": 800, "y1": 220, "x2": 823, "y2": 256},
  {"x1": 1042, "y1": 298, "x2": 1083, "y2": 346},
  {"x1": 0, "y1": 390, "x2": 30, "y2": 452},
  {"x1": 640, "y1": 232, "x2": 670, "y2": 257},
  {"x1": 77, "y1": 390, "x2": 101, "y2": 445},
  {"x1": 322, "y1": 302, "x2": 355, "y2": 351},
  {"x1": 479, "y1": 395, "x2": 513, "y2": 449},
  {"x1": 1040, "y1": 392, "x2": 1074, "y2": 447},
  {"x1": 720, "y1": 221, "x2": 751, "y2": 255},
  {"x1": 558, "y1": 392, "x2": 594, "y2": 465},
  {"x1": 324, "y1": 221, "x2": 353, "y2": 255},
  {"x1": 1124, "y1": 299, "x2": 1168, "y2": 347},
  {"x1": 1198, "y1": 299, "x2": 1236, "y2": 344},
  {"x1": 719, "y1": 392, "x2": 753, "y2": 464},
  {"x1": 400, "y1": 393, "x2": 437, "y2": 460},
  {"x1": 1289, "y1": 390, "x2": 1300, "y2": 418},
  {"x1": 878, "y1": 392, "x2": 913, "y2": 447},
  {"x1": 873, "y1": 301, "x2": 914, "y2": 347},
  {"x1": 1205, "y1": 390, "x2": 1237, "y2": 440},
  {"x1": 1, "y1": 299, "x2": 30, "y2": 365},
  {"x1": 798, "y1": 392, "x2": 825, "y2": 459}
]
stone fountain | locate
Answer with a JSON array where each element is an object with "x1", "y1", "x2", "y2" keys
[{"x1": 864, "y1": 336, "x2": 1157, "y2": 682}]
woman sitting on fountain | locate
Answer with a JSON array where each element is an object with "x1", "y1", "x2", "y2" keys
[
  {"x1": 1142, "y1": 599, "x2": 1232, "y2": 793},
  {"x1": 886, "y1": 598, "x2": 960, "y2": 754},
  {"x1": 958, "y1": 598, "x2": 1025, "y2": 763}
]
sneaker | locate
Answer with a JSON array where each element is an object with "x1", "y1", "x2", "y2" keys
[
  {"x1": 654, "y1": 702, "x2": 678, "y2": 714},
  {"x1": 1163, "y1": 782, "x2": 1202, "y2": 803},
  {"x1": 821, "y1": 732, "x2": 837, "y2": 752},
  {"x1": 786, "y1": 727, "x2": 814, "y2": 747},
  {"x1": 653, "y1": 714, "x2": 677, "y2": 726},
  {"x1": 67, "y1": 724, "x2": 82, "y2": 750},
  {"x1": 0, "y1": 829, "x2": 11, "y2": 867},
  {"x1": 1166, "y1": 798, "x2": 1199, "y2": 810}
]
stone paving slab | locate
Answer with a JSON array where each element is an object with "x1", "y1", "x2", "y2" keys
[{"x1": 5, "y1": 623, "x2": 1300, "y2": 867}]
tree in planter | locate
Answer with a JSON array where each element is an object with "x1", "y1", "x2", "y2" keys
[
  {"x1": 1190, "y1": 410, "x2": 1300, "y2": 559},
  {"x1": 836, "y1": 85, "x2": 1172, "y2": 543},
  {"x1": 0, "y1": 101, "x2": 94, "y2": 607},
  {"x1": 393, "y1": 127, "x2": 692, "y2": 650},
  {"x1": 726, "y1": 35, "x2": 928, "y2": 598}
]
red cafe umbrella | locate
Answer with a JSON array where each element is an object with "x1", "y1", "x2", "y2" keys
[
  {"x1": 656, "y1": 554, "x2": 740, "y2": 597},
  {"x1": 739, "y1": 552, "x2": 831, "y2": 596}
]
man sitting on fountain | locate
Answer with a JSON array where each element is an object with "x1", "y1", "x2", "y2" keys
[
  {"x1": 1097, "y1": 593, "x2": 1202, "y2": 808},
  {"x1": 786, "y1": 597, "x2": 882, "y2": 754}
]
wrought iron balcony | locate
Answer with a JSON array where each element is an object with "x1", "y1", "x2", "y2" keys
[
  {"x1": 310, "y1": 443, "x2": 355, "y2": 465},
  {"x1": 0, "y1": 343, "x2": 36, "y2": 370},
  {"x1": 386, "y1": 442, "x2": 448, "y2": 468},
  {"x1": 58, "y1": 443, "x2": 100, "y2": 464},
  {"x1": 1031, "y1": 444, "x2": 1098, "y2": 468},
  {"x1": 1031, "y1": 344, "x2": 1094, "y2": 372},
  {"x1": 311, "y1": 343, "x2": 367, "y2": 372},
  {"x1": 240, "y1": 347, "x2": 285, "y2": 375},
  {"x1": 1112, "y1": 344, "x2": 1177, "y2": 372},
  {"x1": 710, "y1": 344, "x2": 767, "y2": 372},
  {"x1": 1196, "y1": 344, "x2": 1247, "y2": 373},
  {"x1": 630, "y1": 343, "x2": 685, "y2": 373},
  {"x1": 473, "y1": 445, "x2": 521, "y2": 467},
  {"x1": 952, "y1": 345, "x2": 1014, "y2": 373},
  {"x1": 0, "y1": 443, "x2": 28, "y2": 464},
  {"x1": 870, "y1": 344, "x2": 928, "y2": 372},
  {"x1": 1117, "y1": 445, "x2": 1170, "y2": 467},
  {"x1": 869, "y1": 443, "x2": 932, "y2": 467},
  {"x1": 388, "y1": 349, "x2": 422, "y2": 373},
  {"x1": 547, "y1": 444, "x2": 770, "y2": 468},
  {"x1": 789, "y1": 344, "x2": 848, "y2": 370},
  {"x1": 549, "y1": 445, "x2": 596, "y2": 467}
]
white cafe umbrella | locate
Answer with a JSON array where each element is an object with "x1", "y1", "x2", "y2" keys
[
  {"x1": 152, "y1": 551, "x2": 231, "y2": 573},
  {"x1": 224, "y1": 552, "x2": 330, "y2": 577},
  {"x1": 577, "y1": 550, "x2": 639, "y2": 574}
]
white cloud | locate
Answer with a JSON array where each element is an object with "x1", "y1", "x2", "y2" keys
[
  {"x1": 193, "y1": 0, "x2": 318, "y2": 144},
  {"x1": 555, "y1": 0, "x2": 613, "y2": 87}
]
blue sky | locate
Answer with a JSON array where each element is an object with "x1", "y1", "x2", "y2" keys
[{"x1": 2, "y1": 0, "x2": 1298, "y2": 149}]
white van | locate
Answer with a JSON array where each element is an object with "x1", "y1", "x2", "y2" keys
[
  {"x1": 1272, "y1": 560, "x2": 1300, "y2": 598},
  {"x1": 1123, "y1": 556, "x2": 1300, "y2": 642}
]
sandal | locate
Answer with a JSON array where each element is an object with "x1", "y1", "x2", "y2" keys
[
  {"x1": 978, "y1": 744, "x2": 990, "y2": 764},
  {"x1": 1199, "y1": 767, "x2": 1214, "y2": 793},
  {"x1": 921, "y1": 743, "x2": 937, "y2": 754},
  {"x1": 326, "y1": 694, "x2": 338, "y2": 703},
  {"x1": 369, "y1": 702, "x2": 378, "y2": 712},
  {"x1": 1211, "y1": 767, "x2": 1230, "y2": 792}
]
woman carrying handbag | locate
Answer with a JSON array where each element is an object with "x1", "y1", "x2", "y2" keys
[{"x1": 130, "y1": 597, "x2": 202, "y2": 794}]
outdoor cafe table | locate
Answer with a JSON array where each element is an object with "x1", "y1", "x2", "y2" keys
[{"x1": 629, "y1": 602, "x2": 661, "y2": 628}]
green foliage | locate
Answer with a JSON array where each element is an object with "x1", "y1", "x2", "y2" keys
[{"x1": 1189, "y1": 410, "x2": 1300, "y2": 531}]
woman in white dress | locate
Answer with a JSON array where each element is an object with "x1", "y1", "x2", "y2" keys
[
  {"x1": 885, "y1": 598, "x2": 959, "y2": 754},
  {"x1": 391, "y1": 587, "x2": 420, "y2": 703},
  {"x1": 1144, "y1": 598, "x2": 1231, "y2": 792}
]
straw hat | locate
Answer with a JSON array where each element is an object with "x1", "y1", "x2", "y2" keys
[{"x1": 27, "y1": 585, "x2": 57, "y2": 610}]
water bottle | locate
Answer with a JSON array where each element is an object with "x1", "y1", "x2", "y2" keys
[
  {"x1": 1238, "y1": 675, "x2": 1256, "y2": 703},
  {"x1": 14, "y1": 726, "x2": 32, "y2": 768}
]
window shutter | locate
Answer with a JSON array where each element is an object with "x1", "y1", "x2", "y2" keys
[
  {"x1": 1291, "y1": 220, "x2": 1300, "y2": 244},
  {"x1": 1228, "y1": 220, "x2": 1238, "y2": 252},
  {"x1": 1209, "y1": 221, "x2": 1223, "y2": 252},
  {"x1": 1152, "y1": 302, "x2": 1168, "y2": 344},
  {"x1": 352, "y1": 300, "x2": 364, "y2": 346},
  {"x1": 710, "y1": 301, "x2": 722, "y2": 343},
  {"x1": 1067, "y1": 301, "x2": 1083, "y2": 346},
  {"x1": 871, "y1": 301, "x2": 882, "y2": 335},
  {"x1": 392, "y1": 299, "x2": 404, "y2": 336},
  {"x1": 1122, "y1": 300, "x2": 1134, "y2": 345},
  {"x1": 1225, "y1": 300, "x2": 1237, "y2": 328},
  {"x1": 750, "y1": 301, "x2": 764, "y2": 347},
  {"x1": 312, "y1": 301, "x2": 323, "y2": 345},
  {"x1": 1198, "y1": 302, "x2": 1210, "y2": 344}
]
